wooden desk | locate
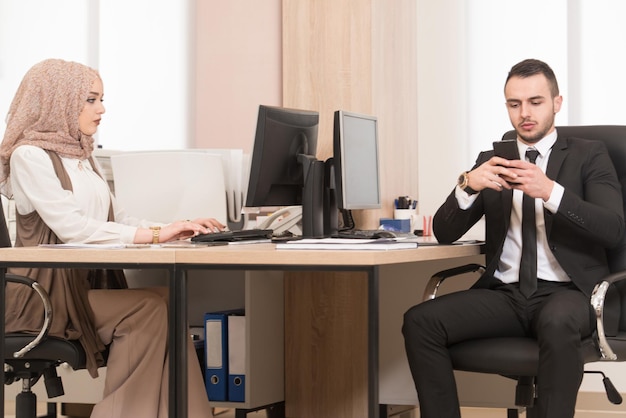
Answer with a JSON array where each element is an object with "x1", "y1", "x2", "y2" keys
[
  {"x1": 0, "y1": 248, "x2": 184, "y2": 417},
  {"x1": 0, "y1": 243, "x2": 482, "y2": 418},
  {"x1": 175, "y1": 243, "x2": 482, "y2": 418}
]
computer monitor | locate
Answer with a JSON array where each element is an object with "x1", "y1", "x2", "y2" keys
[
  {"x1": 245, "y1": 105, "x2": 325, "y2": 237},
  {"x1": 332, "y1": 110, "x2": 381, "y2": 210}
]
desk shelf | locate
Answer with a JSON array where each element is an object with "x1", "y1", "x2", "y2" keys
[
  {"x1": 185, "y1": 269, "x2": 284, "y2": 410},
  {"x1": 5, "y1": 268, "x2": 285, "y2": 412}
]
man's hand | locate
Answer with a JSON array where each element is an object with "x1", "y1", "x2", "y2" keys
[
  {"x1": 466, "y1": 156, "x2": 553, "y2": 201},
  {"x1": 501, "y1": 158, "x2": 554, "y2": 201}
]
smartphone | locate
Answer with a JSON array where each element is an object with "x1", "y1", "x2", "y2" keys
[{"x1": 493, "y1": 139, "x2": 520, "y2": 160}]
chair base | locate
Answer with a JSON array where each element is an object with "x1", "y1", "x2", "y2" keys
[
  {"x1": 16, "y1": 391, "x2": 37, "y2": 418},
  {"x1": 233, "y1": 401, "x2": 285, "y2": 418},
  {"x1": 9, "y1": 387, "x2": 60, "y2": 418}
]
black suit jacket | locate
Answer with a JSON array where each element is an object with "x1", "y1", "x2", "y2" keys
[{"x1": 434, "y1": 135, "x2": 625, "y2": 297}]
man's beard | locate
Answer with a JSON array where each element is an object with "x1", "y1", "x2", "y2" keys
[{"x1": 516, "y1": 114, "x2": 556, "y2": 144}]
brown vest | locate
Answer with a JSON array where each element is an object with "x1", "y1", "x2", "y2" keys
[{"x1": 5, "y1": 151, "x2": 120, "y2": 377}]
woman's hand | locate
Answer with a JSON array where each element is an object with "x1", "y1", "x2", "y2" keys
[
  {"x1": 134, "y1": 218, "x2": 226, "y2": 244},
  {"x1": 162, "y1": 218, "x2": 226, "y2": 242}
]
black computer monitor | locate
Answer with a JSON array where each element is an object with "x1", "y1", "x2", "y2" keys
[
  {"x1": 245, "y1": 105, "x2": 325, "y2": 237},
  {"x1": 332, "y1": 110, "x2": 381, "y2": 210}
]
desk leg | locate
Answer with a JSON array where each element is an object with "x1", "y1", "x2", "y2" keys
[
  {"x1": 1, "y1": 267, "x2": 5, "y2": 418},
  {"x1": 285, "y1": 268, "x2": 380, "y2": 418},
  {"x1": 368, "y1": 267, "x2": 380, "y2": 418},
  {"x1": 169, "y1": 267, "x2": 188, "y2": 418}
]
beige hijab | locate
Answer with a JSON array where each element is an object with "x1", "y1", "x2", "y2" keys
[{"x1": 0, "y1": 58, "x2": 99, "y2": 197}]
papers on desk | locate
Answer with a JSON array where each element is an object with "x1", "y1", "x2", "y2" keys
[
  {"x1": 39, "y1": 243, "x2": 130, "y2": 249},
  {"x1": 38, "y1": 241, "x2": 228, "y2": 249},
  {"x1": 275, "y1": 238, "x2": 419, "y2": 250},
  {"x1": 227, "y1": 239, "x2": 272, "y2": 245}
]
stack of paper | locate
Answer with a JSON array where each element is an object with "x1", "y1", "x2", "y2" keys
[{"x1": 275, "y1": 238, "x2": 419, "y2": 250}]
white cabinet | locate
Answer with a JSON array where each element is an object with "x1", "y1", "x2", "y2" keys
[{"x1": 5, "y1": 270, "x2": 285, "y2": 411}]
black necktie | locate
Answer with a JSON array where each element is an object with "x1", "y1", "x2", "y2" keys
[{"x1": 519, "y1": 148, "x2": 539, "y2": 297}]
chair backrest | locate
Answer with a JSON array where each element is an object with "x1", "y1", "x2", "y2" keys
[
  {"x1": 110, "y1": 151, "x2": 228, "y2": 224},
  {"x1": 504, "y1": 126, "x2": 626, "y2": 331},
  {"x1": 0, "y1": 199, "x2": 12, "y2": 249},
  {"x1": 503, "y1": 125, "x2": 626, "y2": 272}
]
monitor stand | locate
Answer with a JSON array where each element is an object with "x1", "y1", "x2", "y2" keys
[
  {"x1": 323, "y1": 158, "x2": 338, "y2": 237},
  {"x1": 298, "y1": 154, "x2": 326, "y2": 238}
]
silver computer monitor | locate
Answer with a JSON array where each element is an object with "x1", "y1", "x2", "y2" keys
[{"x1": 333, "y1": 110, "x2": 381, "y2": 210}]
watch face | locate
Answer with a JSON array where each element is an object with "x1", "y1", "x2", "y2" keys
[{"x1": 458, "y1": 173, "x2": 465, "y2": 185}]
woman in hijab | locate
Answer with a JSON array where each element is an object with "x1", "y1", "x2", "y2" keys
[{"x1": 1, "y1": 58, "x2": 219, "y2": 417}]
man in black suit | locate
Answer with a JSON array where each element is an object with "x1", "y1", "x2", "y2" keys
[{"x1": 402, "y1": 59, "x2": 624, "y2": 418}]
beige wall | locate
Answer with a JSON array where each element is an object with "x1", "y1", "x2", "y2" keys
[
  {"x1": 282, "y1": 0, "x2": 418, "y2": 229},
  {"x1": 194, "y1": 1, "x2": 418, "y2": 230},
  {"x1": 193, "y1": 1, "x2": 282, "y2": 152}
]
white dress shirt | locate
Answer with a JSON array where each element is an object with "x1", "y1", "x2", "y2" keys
[
  {"x1": 456, "y1": 130, "x2": 571, "y2": 284},
  {"x1": 10, "y1": 145, "x2": 156, "y2": 244}
]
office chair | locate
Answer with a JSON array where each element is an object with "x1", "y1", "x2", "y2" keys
[
  {"x1": 1, "y1": 201, "x2": 87, "y2": 418},
  {"x1": 422, "y1": 126, "x2": 626, "y2": 418}
]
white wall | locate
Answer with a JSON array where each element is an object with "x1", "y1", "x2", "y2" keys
[
  {"x1": 465, "y1": 0, "x2": 570, "y2": 159},
  {"x1": 574, "y1": 0, "x2": 626, "y2": 124},
  {"x1": 415, "y1": 0, "x2": 469, "y2": 219},
  {"x1": 0, "y1": 0, "x2": 189, "y2": 152},
  {"x1": 416, "y1": 0, "x2": 626, "y2": 395},
  {"x1": 96, "y1": 0, "x2": 190, "y2": 151},
  {"x1": 3, "y1": 2, "x2": 626, "y2": 156},
  {"x1": 0, "y1": 1, "x2": 94, "y2": 141},
  {"x1": 417, "y1": 0, "x2": 570, "y2": 220}
]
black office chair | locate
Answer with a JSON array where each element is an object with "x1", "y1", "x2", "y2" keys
[
  {"x1": 1, "y1": 201, "x2": 87, "y2": 418},
  {"x1": 423, "y1": 126, "x2": 626, "y2": 418}
]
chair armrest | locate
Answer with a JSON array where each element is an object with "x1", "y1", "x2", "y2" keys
[
  {"x1": 591, "y1": 271, "x2": 626, "y2": 361},
  {"x1": 5, "y1": 273, "x2": 53, "y2": 358},
  {"x1": 423, "y1": 263, "x2": 485, "y2": 302}
]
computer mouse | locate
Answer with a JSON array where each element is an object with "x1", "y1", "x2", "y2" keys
[{"x1": 373, "y1": 230, "x2": 397, "y2": 239}]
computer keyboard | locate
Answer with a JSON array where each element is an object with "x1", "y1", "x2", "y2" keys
[
  {"x1": 191, "y1": 228, "x2": 273, "y2": 243},
  {"x1": 333, "y1": 229, "x2": 381, "y2": 239},
  {"x1": 331, "y1": 229, "x2": 392, "y2": 239},
  {"x1": 333, "y1": 229, "x2": 418, "y2": 240}
]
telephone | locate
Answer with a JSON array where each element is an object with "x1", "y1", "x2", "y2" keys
[{"x1": 256, "y1": 206, "x2": 303, "y2": 236}]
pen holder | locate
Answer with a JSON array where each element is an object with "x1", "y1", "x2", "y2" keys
[{"x1": 393, "y1": 209, "x2": 418, "y2": 233}]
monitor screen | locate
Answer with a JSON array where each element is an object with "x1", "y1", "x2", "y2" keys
[
  {"x1": 245, "y1": 105, "x2": 320, "y2": 208},
  {"x1": 333, "y1": 110, "x2": 381, "y2": 210}
]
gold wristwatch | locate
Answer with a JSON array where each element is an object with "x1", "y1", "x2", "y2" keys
[
  {"x1": 457, "y1": 171, "x2": 478, "y2": 195},
  {"x1": 149, "y1": 226, "x2": 161, "y2": 244}
]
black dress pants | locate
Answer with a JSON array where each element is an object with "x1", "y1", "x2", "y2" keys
[{"x1": 402, "y1": 280, "x2": 593, "y2": 418}]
